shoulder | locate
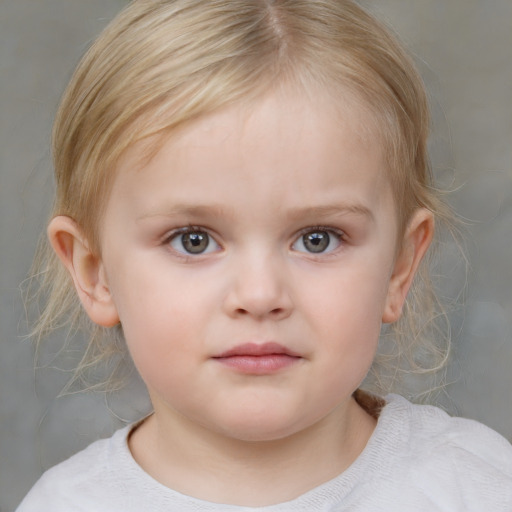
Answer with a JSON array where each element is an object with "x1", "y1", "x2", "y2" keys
[
  {"x1": 388, "y1": 394, "x2": 512, "y2": 466},
  {"x1": 380, "y1": 394, "x2": 512, "y2": 509},
  {"x1": 16, "y1": 425, "x2": 132, "y2": 512}
]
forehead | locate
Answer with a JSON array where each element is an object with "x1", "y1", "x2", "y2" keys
[
  {"x1": 121, "y1": 87, "x2": 385, "y2": 178},
  {"x1": 107, "y1": 88, "x2": 393, "y2": 226}
]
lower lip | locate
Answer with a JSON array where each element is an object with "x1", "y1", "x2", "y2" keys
[{"x1": 213, "y1": 354, "x2": 300, "y2": 374}]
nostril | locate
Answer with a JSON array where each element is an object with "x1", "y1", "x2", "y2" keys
[
  {"x1": 224, "y1": 278, "x2": 293, "y2": 320},
  {"x1": 233, "y1": 307, "x2": 287, "y2": 319}
]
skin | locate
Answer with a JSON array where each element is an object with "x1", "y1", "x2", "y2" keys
[{"x1": 49, "y1": 88, "x2": 433, "y2": 506}]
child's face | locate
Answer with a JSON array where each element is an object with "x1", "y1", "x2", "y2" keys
[{"x1": 93, "y1": 90, "x2": 412, "y2": 440}]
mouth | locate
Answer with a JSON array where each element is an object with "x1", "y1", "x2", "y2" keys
[{"x1": 212, "y1": 342, "x2": 302, "y2": 374}]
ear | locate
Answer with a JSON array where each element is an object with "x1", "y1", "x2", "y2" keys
[
  {"x1": 47, "y1": 216, "x2": 120, "y2": 327},
  {"x1": 382, "y1": 209, "x2": 434, "y2": 323}
]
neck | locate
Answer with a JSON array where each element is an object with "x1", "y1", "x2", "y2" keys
[{"x1": 129, "y1": 396, "x2": 377, "y2": 507}]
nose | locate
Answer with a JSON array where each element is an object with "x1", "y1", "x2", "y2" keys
[{"x1": 223, "y1": 250, "x2": 293, "y2": 321}]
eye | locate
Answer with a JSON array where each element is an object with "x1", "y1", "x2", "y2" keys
[
  {"x1": 292, "y1": 228, "x2": 343, "y2": 254},
  {"x1": 168, "y1": 228, "x2": 220, "y2": 255}
]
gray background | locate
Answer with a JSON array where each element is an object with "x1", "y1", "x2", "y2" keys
[{"x1": 1, "y1": 1, "x2": 511, "y2": 510}]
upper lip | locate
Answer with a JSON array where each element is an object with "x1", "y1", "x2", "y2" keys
[{"x1": 214, "y1": 342, "x2": 301, "y2": 358}]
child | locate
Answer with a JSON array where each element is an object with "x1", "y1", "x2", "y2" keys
[{"x1": 17, "y1": 0, "x2": 512, "y2": 510}]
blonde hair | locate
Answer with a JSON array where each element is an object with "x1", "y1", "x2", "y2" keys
[{"x1": 31, "y1": 0, "x2": 454, "y2": 397}]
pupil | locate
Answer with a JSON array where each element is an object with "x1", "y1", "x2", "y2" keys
[
  {"x1": 183, "y1": 232, "x2": 208, "y2": 253},
  {"x1": 304, "y1": 231, "x2": 329, "y2": 253}
]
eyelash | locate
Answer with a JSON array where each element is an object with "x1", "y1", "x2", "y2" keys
[{"x1": 163, "y1": 225, "x2": 347, "y2": 257}]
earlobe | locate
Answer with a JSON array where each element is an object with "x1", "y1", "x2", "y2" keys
[
  {"x1": 382, "y1": 209, "x2": 434, "y2": 324},
  {"x1": 48, "y1": 216, "x2": 120, "y2": 327}
]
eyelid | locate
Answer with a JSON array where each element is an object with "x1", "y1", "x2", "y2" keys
[{"x1": 296, "y1": 225, "x2": 345, "y2": 236}]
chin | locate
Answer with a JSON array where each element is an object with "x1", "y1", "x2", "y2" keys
[{"x1": 209, "y1": 407, "x2": 315, "y2": 443}]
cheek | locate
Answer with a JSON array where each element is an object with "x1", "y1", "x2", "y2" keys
[
  {"x1": 302, "y1": 261, "x2": 392, "y2": 327},
  {"x1": 297, "y1": 259, "x2": 393, "y2": 375},
  {"x1": 106, "y1": 263, "x2": 202, "y2": 375},
  {"x1": 297, "y1": 272, "x2": 384, "y2": 411}
]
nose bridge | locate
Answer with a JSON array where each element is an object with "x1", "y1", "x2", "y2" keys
[{"x1": 225, "y1": 243, "x2": 292, "y2": 320}]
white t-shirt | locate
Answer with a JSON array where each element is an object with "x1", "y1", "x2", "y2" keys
[{"x1": 16, "y1": 394, "x2": 512, "y2": 511}]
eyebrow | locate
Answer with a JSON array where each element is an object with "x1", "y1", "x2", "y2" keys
[
  {"x1": 137, "y1": 204, "x2": 233, "y2": 221},
  {"x1": 137, "y1": 203, "x2": 374, "y2": 223},
  {"x1": 285, "y1": 204, "x2": 375, "y2": 223}
]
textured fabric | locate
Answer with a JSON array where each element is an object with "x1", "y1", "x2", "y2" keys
[{"x1": 16, "y1": 394, "x2": 512, "y2": 511}]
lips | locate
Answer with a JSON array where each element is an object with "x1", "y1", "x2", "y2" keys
[{"x1": 212, "y1": 342, "x2": 302, "y2": 374}]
